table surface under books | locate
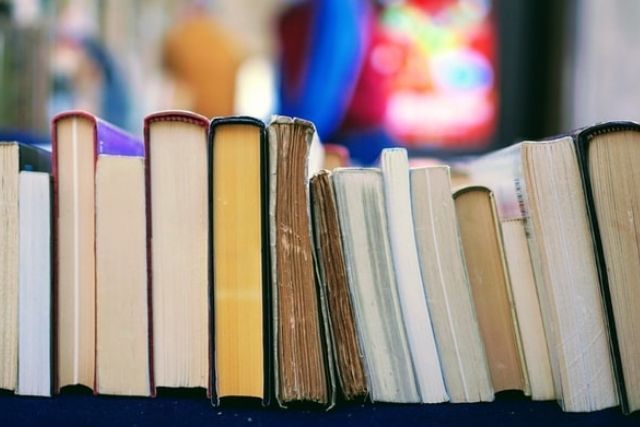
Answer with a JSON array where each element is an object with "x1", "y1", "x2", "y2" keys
[{"x1": 1, "y1": 390, "x2": 638, "y2": 427}]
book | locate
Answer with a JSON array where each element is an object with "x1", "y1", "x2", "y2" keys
[
  {"x1": 410, "y1": 166, "x2": 493, "y2": 403},
  {"x1": 309, "y1": 170, "x2": 367, "y2": 400},
  {"x1": 144, "y1": 111, "x2": 211, "y2": 395},
  {"x1": 0, "y1": 142, "x2": 51, "y2": 396},
  {"x1": 521, "y1": 137, "x2": 618, "y2": 411},
  {"x1": 463, "y1": 138, "x2": 618, "y2": 412},
  {"x1": 460, "y1": 151, "x2": 555, "y2": 401},
  {"x1": 453, "y1": 186, "x2": 528, "y2": 394},
  {"x1": 52, "y1": 112, "x2": 145, "y2": 393},
  {"x1": 268, "y1": 116, "x2": 334, "y2": 406},
  {"x1": 574, "y1": 122, "x2": 640, "y2": 413},
  {"x1": 379, "y1": 148, "x2": 447, "y2": 403},
  {"x1": 209, "y1": 116, "x2": 270, "y2": 404},
  {"x1": 95, "y1": 143, "x2": 150, "y2": 396},
  {"x1": 332, "y1": 167, "x2": 419, "y2": 403}
]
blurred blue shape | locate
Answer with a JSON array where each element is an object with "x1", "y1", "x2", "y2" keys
[
  {"x1": 80, "y1": 37, "x2": 131, "y2": 130},
  {"x1": 279, "y1": 0, "x2": 371, "y2": 141},
  {"x1": 51, "y1": 35, "x2": 131, "y2": 131},
  {"x1": 339, "y1": 127, "x2": 397, "y2": 166}
]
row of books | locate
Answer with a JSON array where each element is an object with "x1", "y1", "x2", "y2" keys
[{"x1": 1, "y1": 111, "x2": 639, "y2": 415}]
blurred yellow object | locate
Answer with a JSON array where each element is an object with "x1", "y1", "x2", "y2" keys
[{"x1": 163, "y1": 15, "x2": 244, "y2": 118}]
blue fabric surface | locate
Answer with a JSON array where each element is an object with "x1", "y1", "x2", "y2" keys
[{"x1": 1, "y1": 391, "x2": 637, "y2": 426}]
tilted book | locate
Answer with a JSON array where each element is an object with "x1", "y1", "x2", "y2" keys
[
  {"x1": 461, "y1": 136, "x2": 618, "y2": 412},
  {"x1": 309, "y1": 170, "x2": 367, "y2": 401}
]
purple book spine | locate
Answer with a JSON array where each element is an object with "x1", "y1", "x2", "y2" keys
[{"x1": 96, "y1": 120, "x2": 144, "y2": 157}]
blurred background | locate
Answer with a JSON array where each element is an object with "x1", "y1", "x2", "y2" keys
[{"x1": 1, "y1": 0, "x2": 639, "y2": 164}]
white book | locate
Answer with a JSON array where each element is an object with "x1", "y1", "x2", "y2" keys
[
  {"x1": 332, "y1": 168, "x2": 419, "y2": 403},
  {"x1": 410, "y1": 166, "x2": 493, "y2": 403},
  {"x1": 17, "y1": 171, "x2": 51, "y2": 397},
  {"x1": 380, "y1": 148, "x2": 447, "y2": 403}
]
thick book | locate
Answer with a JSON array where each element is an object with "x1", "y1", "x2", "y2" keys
[
  {"x1": 453, "y1": 186, "x2": 528, "y2": 395},
  {"x1": 52, "y1": 111, "x2": 151, "y2": 396},
  {"x1": 309, "y1": 170, "x2": 367, "y2": 401},
  {"x1": 209, "y1": 116, "x2": 271, "y2": 405},
  {"x1": 461, "y1": 138, "x2": 618, "y2": 412},
  {"x1": 0, "y1": 142, "x2": 51, "y2": 396},
  {"x1": 144, "y1": 111, "x2": 211, "y2": 396},
  {"x1": 332, "y1": 167, "x2": 419, "y2": 403},
  {"x1": 410, "y1": 166, "x2": 493, "y2": 403},
  {"x1": 573, "y1": 121, "x2": 640, "y2": 413},
  {"x1": 268, "y1": 116, "x2": 335, "y2": 407},
  {"x1": 379, "y1": 148, "x2": 447, "y2": 403}
]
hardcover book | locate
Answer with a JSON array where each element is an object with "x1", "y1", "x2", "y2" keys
[
  {"x1": 144, "y1": 111, "x2": 211, "y2": 396},
  {"x1": 210, "y1": 116, "x2": 271, "y2": 405},
  {"x1": 573, "y1": 121, "x2": 640, "y2": 413},
  {"x1": 460, "y1": 137, "x2": 618, "y2": 412},
  {"x1": 52, "y1": 111, "x2": 151, "y2": 395},
  {"x1": 268, "y1": 116, "x2": 335, "y2": 407}
]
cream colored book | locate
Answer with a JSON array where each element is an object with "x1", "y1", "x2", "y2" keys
[
  {"x1": 145, "y1": 112, "x2": 211, "y2": 394},
  {"x1": 463, "y1": 151, "x2": 554, "y2": 401},
  {"x1": 1, "y1": 142, "x2": 51, "y2": 395},
  {"x1": 380, "y1": 148, "x2": 447, "y2": 404},
  {"x1": 332, "y1": 167, "x2": 419, "y2": 403},
  {"x1": 461, "y1": 137, "x2": 618, "y2": 412},
  {"x1": 454, "y1": 186, "x2": 528, "y2": 395},
  {"x1": 95, "y1": 155, "x2": 150, "y2": 396},
  {"x1": 410, "y1": 166, "x2": 493, "y2": 403}
]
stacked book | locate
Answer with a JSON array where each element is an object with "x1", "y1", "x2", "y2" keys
[{"x1": 1, "y1": 111, "x2": 639, "y2": 415}]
